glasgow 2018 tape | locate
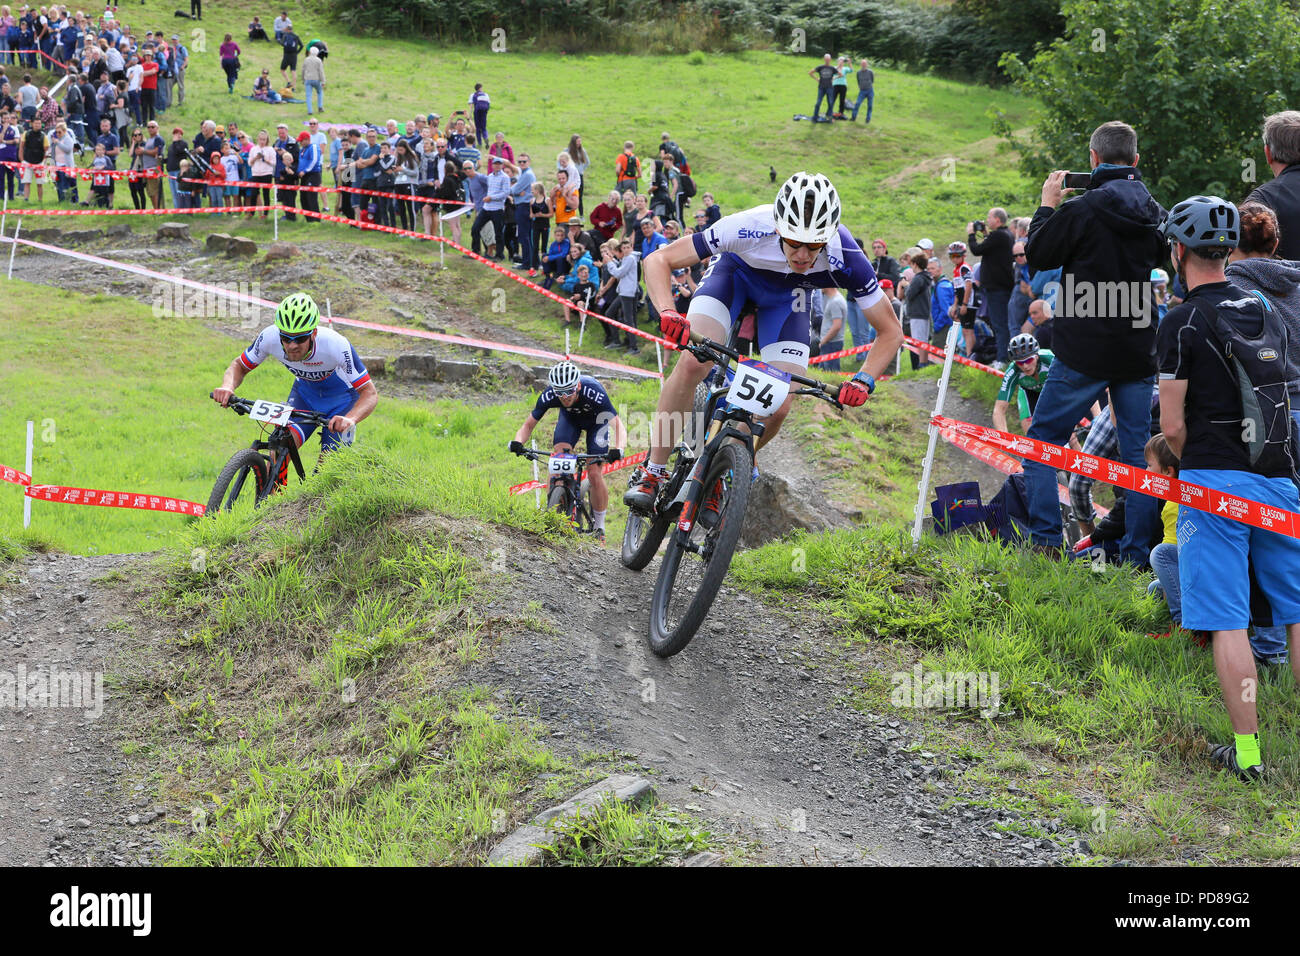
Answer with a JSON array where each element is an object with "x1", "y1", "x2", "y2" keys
[
  {"x1": 934, "y1": 416, "x2": 1295, "y2": 536},
  {"x1": 1, "y1": 160, "x2": 165, "y2": 181},
  {"x1": 1, "y1": 464, "x2": 33, "y2": 487},
  {"x1": 21, "y1": 484, "x2": 205, "y2": 516}
]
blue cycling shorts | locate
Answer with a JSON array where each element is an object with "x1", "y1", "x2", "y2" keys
[
  {"x1": 1178, "y1": 468, "x2": 1300, "y2": 631},
  {"x1": 287, "y1": 384, "x2": 356, "y2": 451},
  {"x1": 553, "y1": 410, "x2": 610, "y2": 456},
  {"x1": 687, "y1": 252, "x2": 812, "y2": 368}
]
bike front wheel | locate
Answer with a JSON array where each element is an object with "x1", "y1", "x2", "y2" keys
[
  {"x1": 206, "y1": 448, "x2": 269, "y2": 516},
  {"x1": 648, "y1": 441, "x2": 752, "y2": 657}
]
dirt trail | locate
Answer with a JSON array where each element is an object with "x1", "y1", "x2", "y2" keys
[{"x1": 0, "y1": 553, "x2": 168, "y2": 866}]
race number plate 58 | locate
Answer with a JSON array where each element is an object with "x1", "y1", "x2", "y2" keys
[
  {"x1": 248, "y1": 399, "x2": 294, "y2": 426},
  {"x1": 549, "y1": 455, "x2": 578, "y2": 476},
  {"x1": 726, "y1": 360, "x2": 791, "y2": 415}
]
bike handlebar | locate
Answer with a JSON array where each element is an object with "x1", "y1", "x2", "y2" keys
[
  {"x1": 212, "y1": 393, "x2": 332, "y2": 426},
  {"x1": 684, "y1": 331, "x2": 845, "y2": 410},
  {"x1": 519, "y1": 449, "x2": 614, "y2": 464}
]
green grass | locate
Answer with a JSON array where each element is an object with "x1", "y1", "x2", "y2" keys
[
  {"x1": 731, "y1": 525, "x2": 1300, "y2": 863},
  {"x1": 0, "y1": 279, "x2": 663, "y2": 553},
  {"x1": 536, "y1": 797, "x2": 718, "y2": 866}
]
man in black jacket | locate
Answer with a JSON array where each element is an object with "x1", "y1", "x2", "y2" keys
[
  {"x1": 968, "y1": 207, "x2": 1014, "y2": 366},
  {"x1": 1245, "y1": 111, "x2": 1300, "y2": 260},
  {"x1": 1023, "y1": 120, "x2": 1166, "y2": 566}
]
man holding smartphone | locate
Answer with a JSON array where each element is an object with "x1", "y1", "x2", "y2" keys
[{"x1": 1021, "y1": 120, "x2": 1166, "y2": 566}]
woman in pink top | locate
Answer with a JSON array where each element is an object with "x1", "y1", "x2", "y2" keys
[
  {"x1": 488, "y1": 131, "x2": 513, "y2": 165},
  {"x1": 219, "y1": 34, "x2": 241, "y2": 93},
  {"x1": 246, "y1": 128, "x2": 276, "y2": 217}
]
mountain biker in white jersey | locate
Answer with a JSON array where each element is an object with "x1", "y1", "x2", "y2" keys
[
  {"x1": 624, "y1": 172, "x2": 904, "y2": 511},
  {"x1": 211, "y1": 292, "x2": 379, "y2": 455}
]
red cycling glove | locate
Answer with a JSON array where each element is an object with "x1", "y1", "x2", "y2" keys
[{"x1": 659, "y1": 310, "x2": 690, "y2": 347}]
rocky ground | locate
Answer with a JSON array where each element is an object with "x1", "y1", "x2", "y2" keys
[{"x1": 0, "y1": 553, "x2": 168, "y2": 866}]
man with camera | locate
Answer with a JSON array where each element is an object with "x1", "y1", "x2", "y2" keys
[
  {"x1": 1022, "y1": 120, "x2": 1165, "y2": 566},
  {"x1": 968, "y1": 208, "x2": 1015, "y2": 368}
]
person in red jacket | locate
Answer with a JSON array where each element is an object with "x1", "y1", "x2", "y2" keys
[
  {"x1": 589, "y1": 190, "x2": 622, "y2": 241},
  {"x1": 139, "y1": 49, "x2": 159, "y2": 124}
]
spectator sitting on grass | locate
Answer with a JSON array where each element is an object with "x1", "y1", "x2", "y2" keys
[
  {"x1": 560, "y1": 241, "x2": 594, "y2": 295},
  {"x1": 253, "y1": 69, "x2": 281, "y2": 103},
  {"x1": 249, "y1": 16, "x2": 268, "y2": 41}
]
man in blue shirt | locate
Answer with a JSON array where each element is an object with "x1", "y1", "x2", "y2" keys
[
  {"x1": 171, "y1": 35, "x2": 188, "y2": 106},
  {"x1": 469, "y1": 155, "x2": 509, "y2": 258},
  {"x1": 273, "y1": 123, "x2": 299, "y2": 221},
  {"x1": 349, "y1": 127, "x2": 380, "y2": 223},
  {"x1": 297, "y1": 130, "x2": 322, "y2": 223},
  {"x1": 503, "y1": 153, "x2": 535, "y2": 268},
  {"x1": 639, "y1": 217, "x2": 668, "y2": 258}
]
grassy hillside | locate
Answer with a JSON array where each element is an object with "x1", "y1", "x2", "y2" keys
[{"x1": 21, "y1": 0, "x2": 1038, "y2": 252}]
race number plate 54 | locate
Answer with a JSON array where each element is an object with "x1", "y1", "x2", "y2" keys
[
  {"x1": 726, "y1": 360, "x2": 792, "y2": 415},
  {"x1": 248, "y1": 399, "x2": 295, "y2": 426},
  {"x1": 549, "y1": 454, "x2": 578, "y2": 476}
]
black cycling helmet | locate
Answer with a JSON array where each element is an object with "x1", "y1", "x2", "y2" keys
[
  {"x1": 1008, "y1": 333, "x2": 1040, "y2": 362},
  {"x1": 1161, "y1": 195, "x2": 1239, "y2": 254}
]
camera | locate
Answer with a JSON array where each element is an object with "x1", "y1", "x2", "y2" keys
[
  {"x1": 1064, "y1": 172, "x2": 1092, "y2": 190},
  {"x1": 971, "y1": 221, "x2": 987, "y2": 235}
]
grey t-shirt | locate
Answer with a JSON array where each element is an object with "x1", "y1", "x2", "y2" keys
[
  {"x1": 140, "y1": 134, "x2": 164, "y2": 170},
  {"x1": 821, "y1": 293, "x2": 847, "y2": 345},
  {"x1": 857, "y1": 68, "x2": 874, "y2": 92},
  {"x1": 19, "y1": 84, "x2": 40, "y2": 108}
]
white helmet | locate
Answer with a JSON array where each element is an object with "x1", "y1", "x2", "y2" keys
[
  {"x1": 548, "y1": 360, "x2": 581, "y2": 392},
  {"x1": 773, "y1": 171, "x2": 841, "y2": 244}
]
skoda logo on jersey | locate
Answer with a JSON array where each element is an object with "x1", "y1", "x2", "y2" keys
[
  {"x1": 826, "y1": 253, "x2": 845, "y2": 270},
  {"x1": 737, "y1": 228, "x2": 775, "y2": 239},
  {"x1": 1259, "y1": 348, "x2": 1279, "y2": 361}
]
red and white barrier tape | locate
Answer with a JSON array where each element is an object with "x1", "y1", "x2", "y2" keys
[
  {"x1": 0, "y1": 231, "x2": 660, "y2": 379},
  {"x1": 1, "y1": 160, "x2": 164, "y2": 181},
  {"x1": 1, "y1": 463, "x2": 33, "y2": 487},
  {"x1": 508, "y1": 451, "x2": 647, "y2": 495},
  {"x1": 181, "y1": 176, "x2": 467, "y2": 207},
  {"x1": 0, "y1": 204, "x2": 281, "y2": 216},
  {"x1": 935, "y1": 416, "x2": 1289, "y2": 535},
  {"x1": 23, "y1": 484, "x2": 206, "y2": 516}
]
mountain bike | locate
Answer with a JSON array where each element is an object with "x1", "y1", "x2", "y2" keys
[
  {"x1": 207, "y1": 394, "x2": 331, "y2": 515},
  {"x1": 621, "y1": 331, "x2": 844, "y2": 657},
  {"x1": 518, "y1": 448, "x2": 613, "y2": 535}
]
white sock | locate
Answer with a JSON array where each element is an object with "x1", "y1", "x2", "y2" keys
[
  {"x1": 593, "y1": 509, "x2": 606, "y2": 531},
  {"x1": 647, "y1": 462, "x2": 669, "y2": 478}
]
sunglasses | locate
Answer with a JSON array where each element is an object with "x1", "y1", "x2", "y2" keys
[
  {"x1": 553, "y1": 385, "x2": 580, "y2": 397},
  {"x1": 279, "y1": 331, "x2": 313, "y2": 345},
  {"x1": 781, "y1": 238, "x2": 826, "y2": 253},
  {"x1": 1014, "y1": 357, "x2": 1037, "y2": 367}
]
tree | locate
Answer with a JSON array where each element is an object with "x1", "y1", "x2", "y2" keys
[{"x1": 1000, "y1": 0, "x2": 1300, "y2": 205}]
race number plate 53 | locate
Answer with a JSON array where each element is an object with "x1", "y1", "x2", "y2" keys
[
  {"x1": 726, "y1": 360, "x2": 792, "y2": 415},
  {"x1": 248, "y1": 399, "x2": 294, "y2": 426},
  {"x1": 549, "y1": 455, "x2": 578, "y2": 476}
]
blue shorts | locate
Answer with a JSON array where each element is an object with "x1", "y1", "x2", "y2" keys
[
  {"x1": 287, "y1": 385, "x2": 355, "y2": 451},
  {"x1": 1178, "y1": 468, "x2": 1300, "y2": 631},
  {"x1": 553, "y1": 411, "x2": 609, "y2": 456},
  {"x1": 687, "y1": 252, "x2": 812, "y2": 368}
]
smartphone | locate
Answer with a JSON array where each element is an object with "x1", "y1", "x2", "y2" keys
[{"x1": 1064, "y1": 172, "x2": 1092, "y2": 190}]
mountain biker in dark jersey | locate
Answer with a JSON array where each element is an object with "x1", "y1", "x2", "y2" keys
[{"x1": 510, "y1": 360, "x2": 627, "y2": 544}]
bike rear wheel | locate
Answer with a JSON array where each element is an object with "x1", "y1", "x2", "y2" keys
[
  {"x1": 648, "y1": 441, "x2": 752, "y2": 657},
  {"x1": 207, "y1": 448, "x2": 269, "y2": 516}
]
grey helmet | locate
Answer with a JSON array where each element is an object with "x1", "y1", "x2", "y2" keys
[
  {"x1": 1008, "y1": 333, "x2": 1040, "y2": 362},
  {"x1": 1161, "y1": 195, "x2": 1239, "y2": 254}
]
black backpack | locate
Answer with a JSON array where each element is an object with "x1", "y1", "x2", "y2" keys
[
  {"x1": 622, "y1": 153, "x2": 638, "y2": 179},
  {"x1": 1195, "y1": 291, "x2": 1296, "y2": 476},
  {"x1": 679, "y1": 172, "x2": 697, "y2": 198}
]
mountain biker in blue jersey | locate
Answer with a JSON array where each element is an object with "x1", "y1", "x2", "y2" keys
[
  {"x1": 212, "y1": 292, "x2": 379, "y2": 455},
  {"x1": 623, "y1": 171, "x2": 905, "y2": 512},
  {"x1": 510, "y1": 360, "x2": 627, "y2": 544}
]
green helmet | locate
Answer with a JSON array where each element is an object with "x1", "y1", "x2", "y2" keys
[{"x1": 275, "y1": 292, "x2": 320, "y2": 335}]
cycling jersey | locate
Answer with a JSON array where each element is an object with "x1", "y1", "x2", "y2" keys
[
  {"x1": 688, "y1": 204, "x2": 882, "y2": 367},
  {"x1": 239, "y1": 326, "x2": 371, "y2": 449},
  {"x1": 953, "y1": 262, "x2": 975, "y2": 329},
  {"x1": 239, "y1": 326, "x2": 371, "y2": 404},
  {"x1": 530, "y1": 375, "x2": 617, "y2": 456},
  {"x1": 996, "y1": 349, "x2": 1054, "y2": 421}
]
